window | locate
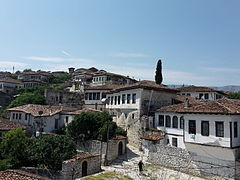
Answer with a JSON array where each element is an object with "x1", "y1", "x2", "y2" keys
[
  {"x1": 66, "y1": 116, "x2": 69, "y2": 124},
  {"x1": 189, "y1": 120, "x2": 196, "y2": 134},
  {"x1": 172, "y1": 137, "x2": 178, "y2": 147},
  {"x1": 182, "y1": 93, "x2": 185, "y2": 96},
  {"x1": 201, "y1": 121, "x2": 209, "y2": 136},
  {"x1": 165, "y1": 115, "x2": 171, "y2": 128},
  {"x1": 111, "y1": 96, "x2": 113, "y2": 105},
  {"x1": 25, "y1": 114, "x2": 28, "y2": 120},
  {"x1": 132, "y1": 93, "x2": 136, "y2": 104},
  {"x1": 187, "y1": 93, "x2": 191, "y2": 96},
  {"x1": 102, "y1": 93, "x2": 106, "y2": 99},
  {"x1": 118, "y1": 96, "x2": 121, "y2": 105},
  {"x1": 204, "y1": 93, "x2": 209, "y2": 100},
  {"x1": 85, "y1": 93, "x2": 89, "y2": 100},
  {"x1": 13, "y1": 113, "x2": 15, "y2": 119},
  {"x1": 216, "y1": 122, "x2": 224, "y2": 137},
  {"x1": 158, "y1": 115, "x2": 164, "y2": 126},
  {"x1": 234, "y1": 122, "x2": 238, "y2": 138},
  {"x1": 180, "y1": 116, "x2": 184, "y2": 129},
  {"x1": 96, "y1": 92, "x2": 100, "y2": 100},
  {"x1": 122, "y1": 94, "x2": 126, "y2": 104},
  {"x1": 127, "y1": 94, "x2": 131, "y2": 104},
  {"x1": 199, "y1": 93, "x2": 203, "y2": 99},
  {"x1": 132, "y1": 113, "x2": 135, "y2": 119},
  {"x1": 16, "y1": 113, "x2": 18, "y2": 120},
  {"x1": 93, "y1": 93, "x2": 96, "y2": 100},
  {"x1": 114, "y1": 96, "x2": 117, "y2": 105},
  {"x1": 89, "y1": 93, "x2": 93, "y2": 100},
  {"x1": 172, "y1": 116, "x2": 178, "y2": 128}
]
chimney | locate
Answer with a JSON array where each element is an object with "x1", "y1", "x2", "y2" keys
[{"x1": 184, "y1": 98, "x2": 190, "y2": 108}]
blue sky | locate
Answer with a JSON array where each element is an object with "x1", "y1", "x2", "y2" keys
[{"x1": 0, "y1": 0, "x2": 240, "y2": 86}]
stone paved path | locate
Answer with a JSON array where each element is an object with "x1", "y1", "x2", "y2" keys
[{"x1": 101, "y1": 145, "x2": 206, "y2": 180}]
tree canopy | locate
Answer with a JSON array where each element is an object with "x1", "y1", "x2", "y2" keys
[
  {"x1": 155, "y1": 59, "x2": 163, "y2": 85},
  {"x1": 227, "y1": 92, "x2": 240, "y2": 99}
]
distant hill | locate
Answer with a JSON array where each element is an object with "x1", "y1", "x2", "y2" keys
[{"x1": 168, "y1": 84, "x2": 240, "y2": 92}]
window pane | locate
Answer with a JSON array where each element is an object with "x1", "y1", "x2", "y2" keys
[
  {"x1": 172, "y1": 137, "x2": 178, "y2": 147},
  {"x1": 216, "y1": 122, "x2": 224, "y2": 137},
  {"x1": 201, "y1": 121, "x2": 209, "y2": 136},
  {"x1": 159, "y1": 115, "x2": 164, "y2": 126},
  {"x1": 165, "y1": 116, "x2": 171, "y2": 128},
  {"x1": 118, "y1": 96, "x2": 121, "y2": 104},
  {"x1": 172, "y1": 116, "x2": 178, "y2": 128},
  {"x1": 132, "y1": 93, "x2": 136, "y2": 104},
  {"x1": 180, "y1": 116, "x2": 184, "y2": 129},
  {"x1": 122, "y1": 94, "x2": 126, "y2": 104},
  {"x1": 234, "y1": 122, "x2": 238, "y2": 138},
  {"x1": 127, "y1": 94, "x2": 131, "y2": 104},
  {"x1": 189, "y1": 120, "x2": 196, "y2": 134}
]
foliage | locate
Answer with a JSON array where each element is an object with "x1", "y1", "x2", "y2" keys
[
  {"x1": 0, "y1": 128, "x2": 30, "y2": 168},
  {"x1": 28, "y1": 135, "x2": 76, "y2": 170},
  {"x1": 155, "y1": 59, "x2": 163, "y2": 85},
  {"x1": 8, "y1": 93, "x2": 46, "y2": 108},
  {"x1": 0, "y1": 129, "x2": 76, "y2": 170},
  {"x1": 115, "y1": 126, "x2": 127, "y2": 136},
  {"x1": 17, "y1": 85, "x2": 63, "y2": 95},
  {"x1": 23, "y1": 69, "x2": 33, "y2": 72},
  {"x1": 227, "y1": 92, "x2": 240, "y2": 99},
  {"x1": 46, "y1": 73, "x2": 71, "y2": 84},
  {"x1": 67, "y1": 111, "x2": 127, "y2": 142},
  {"x1": 82, "y1": 171, "x2": 133, "y2": 180}
]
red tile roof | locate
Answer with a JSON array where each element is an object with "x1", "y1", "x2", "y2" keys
[
  {"x1": 158, "y1": 98, "x2": 240, "y2": 115},
  {"x1": 176, "y1": 86, "x2": 226, "y2": 95},
  {"x1": 84, "y1": 84, "x2": 122, "y2": 90},
  {"x1": 0, "y1": 118, "x2": 26, "y2": 130},
  {"x1": 112, "y1": 135, "x2": 127, "y2": 140},
  {"x1": 0, "y1": 169, "x2": 52, "y2": 180},
  {"x1": 0, "y1": 78, "x2": 23, "y2": 84},
  {"x1": 109, "y1": 80, "x2": 178, "y2": 94},
  {"x1": 69, "y1": 108, "x2": 102, "y2": 115},
  {"x1": 8, "y1": 104, "x2": 77, "y2": 117}
]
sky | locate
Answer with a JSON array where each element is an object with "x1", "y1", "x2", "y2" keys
[{"x1": 0, "y1": 0, "x2": 240, "y2": 86}]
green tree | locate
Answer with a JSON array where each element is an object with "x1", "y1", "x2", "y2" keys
[
  {"x1": 8, "y1": 93, "x2": 46, "y2": 108},
  {"x1": 0, "y1": 128, "x2": 29, "y2": 168},
  {"x1": 155, "y1": 59, "x2": 163, "y2": 85},
  {"x1": 228, "y1": 92, "x2": 240, "y2": 99},
  {"x1": 28, "y1": 135, "x2": 76, "y2": 170},
  {"x1": 46, "y1": 73, "x2": 71, "y2": 84},
  {"x1": 23, "y1": 69, "x2": 33, "y2": 72}
]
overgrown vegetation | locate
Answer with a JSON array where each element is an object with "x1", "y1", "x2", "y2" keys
[
  {"x1": 45, "y1": 73, "x2": 72, "y2": 84},
  {"x1": 227, "y1": 92, "x2": 240, "y2": 99},
  {"x1": 82, "y1": 171, "x2": 133, "y2": 180},
  {"x1": 0, "y1": 128, "x2": 76, "y2": 170},
  {"x1": 66, "y1": 112, "x2": 127, "y2": 142},
  {"x1": 155, "y1": 59, "x2": 163, "y2": 85}
]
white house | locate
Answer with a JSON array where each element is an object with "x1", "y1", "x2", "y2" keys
[
  {"x1": 0, "y1": 78, "x2": 24, "y2": 95},
  {"x1": 18, "y1": 71, "x2": 50, "y2": 81},
  {"x1": 176, "y1": 86, "x2": 227, "y2": 101},
  {"x1": 106, "y1": 80, "x2": 178, "y2": 147},
  {"x1": 155, "y1": 98, "x2": 240, "y2": 161}
]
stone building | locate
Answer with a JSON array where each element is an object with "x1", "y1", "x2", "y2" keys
[
  {"x1": 0, "y1": 118, "x2": 26, "y2": 137},
  {"x1": 0, "y1": 78, "x2": 23, "y2": 95},
  {"x1": 106, "y1": 80, "x2": 178, "y2": 148},
  {"x1": 0, "y1": 91, "x2": 12, "y2": 107},
  {"x1": 44, "y1": 89, "x2": 84, "y2": 108},
  {"x1": 18, "y1": 71, "x2": 50, "y2": 81},
  {"x1": 61, "y1": 153, "x2": 101, "y2": 179}
]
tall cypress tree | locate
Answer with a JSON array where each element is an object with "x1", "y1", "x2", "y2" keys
[{"x1": 155, "y1": 59, "x2": 163, "y2": 84}]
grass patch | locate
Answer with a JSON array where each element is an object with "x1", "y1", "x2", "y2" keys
[{"x1": 82, "y1": 171, "x2": 133, "y2": 180}]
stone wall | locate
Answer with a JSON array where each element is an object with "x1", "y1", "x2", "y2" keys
[
  {"x1": 44, "y1": 89, "x2": 84, "y2": 108},
  {"x1": 77, "y1": 138, "x2": 127, "y2": 163},
  {"x1": 142, "y1": 140, "x2": 238, "y2": 180},
  {"x1": 0, "y1": 92, "x2": 11, "y2": 107},
  {"x1": 61, "y1": 155, "x2": 101, "y2": 180}
]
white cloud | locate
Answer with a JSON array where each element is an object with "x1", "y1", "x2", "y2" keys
[
  {"x1": 204, "y1": 67, "x2": 240, "y2": 73},
  {"x1": 24, "y1": 56, "x2": 92, "y2": 63},
  {"x1": 0, "y1": 60, "x2": 28, "y2": 71},
  {"x1": 111, "y1": 52, "x2": 148, "y2": 58},
  {"x1": 61, "y1": 50, "x2": 71, "y2": 57}
]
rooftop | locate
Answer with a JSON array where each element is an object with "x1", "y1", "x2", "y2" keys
[
  {"x1": 0, "y1": 118, "x2": 26, "y2": 130},
  {"x1": 109, "y1": 80, "x2": 178, "y2": 94},
  {"x1": 0, "y1": 78, "x2": 23, "y2": 84},
  {"x1": 8, "y1": 104, "x2": 77, "y2": 117},
  {"x1": 140, "y1": 135, "x2": 164, "y2": 141},
  {"x1": 69, "y1": 108, "x2": 102, "y2": 115},
  {"x1": 84, "y1": 84, "x2": 122, "y2": 90},
  {"x1": 0, "y1": 169, "x2": 52, "y2": 180},
  {"x1": 65, "y1": 153, "x2": 100, "y2": 163},
  {"x1": 158, "y1": 98, "x2": 240, "y2": 115},
  {"x1": 176, "y1": 85, "x2": 226, "y2": 95}
]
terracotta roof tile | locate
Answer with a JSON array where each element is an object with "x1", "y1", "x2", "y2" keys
[
  {"x1": 109, "y1": 80, "x2": 178, "y2": 94},
  {"x1": 8, "y1": 104, "x2": 76, "y2": 117},
  {"x1": 176, "y1": 86, "x2": 226, "y2": 95},
  {"x1": 0, "y1": 118, "x2": 26, "y2": 130},
  {"x1": 0, "y1": 78, "x2": 23, "y2": 84},
  {"x1": 69, "y1": 108, "x2": 102, "y2": 115},
  {"x1": 0, "y1": 169, "x2": 52, "y2": 180},
  {"x1": 158, "y1": 98, "x2": 240, "y2": 115},
  {"x1": 84, "y1": 84, "x2": 122, "y2": 90},
  {"x1": 112, "y1": 135, "x2": 127, "y2": 140},
  {"x1": 65, "y1": 153, "x2": 100, "y2": 163}
]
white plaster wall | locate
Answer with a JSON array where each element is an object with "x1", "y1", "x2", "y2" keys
[
  {"x1": 84, "y1": 89, "x2": 108, "y2": 105},
  {"x1": 230, "y1": 115, "x2": 240, "y2": 147},
  {"x1": 106, "y1": 89, "x2": 141, "y2": 110},
  {"x1": 180, "y1": 92, "x2": 225, "y2": 101}
]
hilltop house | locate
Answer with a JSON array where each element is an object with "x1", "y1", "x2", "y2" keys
[
  {"x1": 106, "y1": 80, "x2": 178, "y2": 147},
  {"x1": 0, "y1": 72, "x2": 11, "y2": 79},
  {"x1": 155, "y1": 98, "x2": 240, "y2": 162},
  {"x1": 22, "y1": 79, "x2": 46, "y2": 88},
  {"x1": 18, "y1": 71, "x2": 50, "y2": 81},
  {"x1": 0, "y1": 91, "x2": 12, "y2": 108},
  {"x1": 0, "y1": 118, "x2": 26, "y2": 137},
  {"x1": 0, "y1": 78, "x2": 23, "y2": 95},
  {"x1": 176, "y1": 86, "x2": 227, "y2": 100}
]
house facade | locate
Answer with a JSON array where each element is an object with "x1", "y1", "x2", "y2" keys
[
  {"x1": 18, "y1": 71, "x2": 50, "y2": 81},
  {"x1": 106, "y1": 80, "x2": 178, "y2": 147},
  {"x1": 22, "y1": 79, "x2": 46, "y2": 88},
  {"x1": 0, "y1": 78, "x2": 23, "y2": 95},
  {"x1": 155, "y1": 98, "x2": 240, "y2": 161},
  {"x1": 176, "y1": 86, "x2": 227, "y2": 101}
]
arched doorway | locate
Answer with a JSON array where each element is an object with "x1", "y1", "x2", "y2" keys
[
  {"x1": 118, "y1": 141, "x2": 123, "y2": 156},
  {"x1": 82, "y1": 161, "x2": 87, "y2": 177}
]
